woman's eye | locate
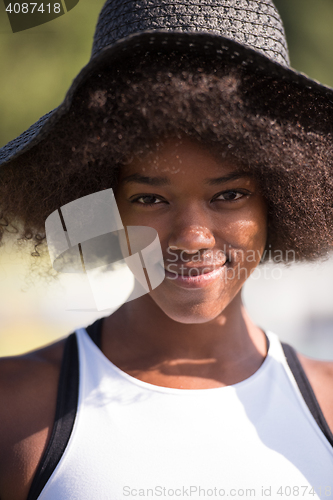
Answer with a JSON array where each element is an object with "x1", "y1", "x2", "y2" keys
[
  {"x1": 132, "y1": 195, "x2": 164, "y2": 206},
  {"x1": 214, "y1": 190, "x2": 246, "y2": 202},
  {"x1": 131, "y1": 191, "x2": 248, "y2": 205}
]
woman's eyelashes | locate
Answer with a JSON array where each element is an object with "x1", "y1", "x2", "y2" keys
[
  {"x1": 212, "y1": 189, "x2": 251, "y2": 202},
  {"x1": 130, "y1": 190, "x2": 251, "y2": 206},
  {"x1": 130, "y1": 194, "x2": 167, "y2": 206}
]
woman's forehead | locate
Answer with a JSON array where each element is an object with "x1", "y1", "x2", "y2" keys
[{"x1": 119, "y1": 136, "x2": 249, "y2": 181}]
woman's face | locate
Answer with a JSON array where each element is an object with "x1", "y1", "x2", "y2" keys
[{"x1": 115, "y1": 137, "x2": 267, "y2": 324}]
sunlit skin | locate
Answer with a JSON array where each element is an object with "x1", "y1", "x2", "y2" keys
[{"x1": 102, "y1": 137, "x2": 269, "y2": 389}]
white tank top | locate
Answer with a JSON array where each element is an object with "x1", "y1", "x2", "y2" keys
[{"x1": 35, "y1": 327, "x2": 333, "y2": 500}]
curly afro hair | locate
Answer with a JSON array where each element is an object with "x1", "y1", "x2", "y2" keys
[{"x1": 1, "y1": 52, "x2": 333, "y2": 264}]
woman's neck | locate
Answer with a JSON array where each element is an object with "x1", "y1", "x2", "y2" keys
[{"x1": 101, "y1": 293, "x2": 267, "y2": 389}]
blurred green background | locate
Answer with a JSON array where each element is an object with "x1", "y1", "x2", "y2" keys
[
  {"x1": 0, "y1": 0, "x2": 105, "y2": 148},
  {"x1": 1, "y1": 0, "x2": 333, "y2": 356}
]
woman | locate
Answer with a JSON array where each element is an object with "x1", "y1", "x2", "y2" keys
[{"x1": 0, "y1": 1, "x2": 333, "y2": 499}]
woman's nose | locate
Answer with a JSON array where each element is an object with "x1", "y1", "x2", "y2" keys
[{"x1": 168, "y1": 224, "x2": 216, "y2": 254}]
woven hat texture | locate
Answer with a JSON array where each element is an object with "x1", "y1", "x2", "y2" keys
[
  {"x1": 92, "y1": 0, "x2": 289, "y2": 65},
  {"x1": 0, "y1": 0, "x2": 332, "y2": 168}
]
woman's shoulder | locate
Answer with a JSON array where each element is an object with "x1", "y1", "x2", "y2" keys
[
  {"x1": 0, "y1": 337, "x2": 66, "y2": 402},
  {"x1": 297, "y1": 351, "x2": 333, "y2": 435},
  {"x1": 0, "y1": 335, "x2": 66, "y2": 367},
  {"x1": 0, "y1": 337, "x2": 66, "y2": 500}
]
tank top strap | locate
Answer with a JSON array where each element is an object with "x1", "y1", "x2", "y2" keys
[
  {"x1": 27, "y1": 332, "x2": 79, "y2": 500},
  {"x1": 281, "y1": 340, "x2": 333, "y2": 447},
  {"x1": 265, "y1": 331, "x2": 333, "y2": 447}
]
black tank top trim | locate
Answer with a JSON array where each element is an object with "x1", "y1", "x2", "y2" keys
[
  {"x1": 27, "y1": 325, "x2": 332, "y2": 499},
  {"x1": 281, "y1": 342, "x2": 333, "y2": 447},
  {"x1": 26, "y1": 333, "x2": 79, "y2": 500},
  {"x1": 85, "y1": 317, "x2": 103, "y2": 349}
]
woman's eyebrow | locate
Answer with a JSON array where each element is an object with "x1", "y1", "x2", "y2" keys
[
  {"x1": 121, "y1": 173, "x2": 170, "y2": 186},
  {"x1": 121, "y1": 170, "x2": 251, "y2": 186},
  {"x1": 206, "y1": 171, "x2": 251, "y2": 185}
]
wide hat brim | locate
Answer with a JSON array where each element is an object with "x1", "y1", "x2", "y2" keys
[{"x1": 1, "y1": 30, "x2": 333, "y2": 168}]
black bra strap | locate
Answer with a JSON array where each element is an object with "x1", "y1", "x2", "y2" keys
[
  {"x1": 27, "y1": 333, "x2": 79, "y2": 500},
  {"x1": 281, "y1": 341, "x2": 333, "y2": 447},
  {"x1": 27, "y1": 319, "x2": 105, "y2": 500},
  {"x1": 86, "y1": 317, "x2": 104, "y2": 349}
]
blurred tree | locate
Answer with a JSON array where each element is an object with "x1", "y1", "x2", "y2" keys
[
  {"x1": 0, "y1": 0, "x2": 105, "y2": 147},
  {"x1": 274, "y1": 0, "x2": 333, "y2": 87}
]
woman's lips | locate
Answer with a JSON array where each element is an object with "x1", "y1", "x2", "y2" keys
[{"x1": 163, "y1": 263, "x2": 228, "y2": 288}]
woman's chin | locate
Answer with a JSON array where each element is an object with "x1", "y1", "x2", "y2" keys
[
  {"x1": 146, "y1": 277, "x2": 243, "y2": 325},
  {"x1": 151, "y1": 296, "x2": 230, "y2": 324},
  {"x1": 165, "y1": 312, "x2": 219, "y2": 325}
]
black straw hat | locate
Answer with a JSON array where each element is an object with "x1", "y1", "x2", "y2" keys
[{"x1": 1, "y1": 0, "x2": 333, "y2": 168}]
